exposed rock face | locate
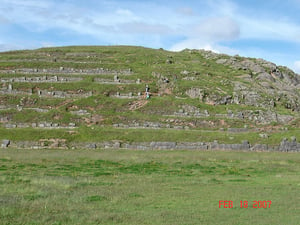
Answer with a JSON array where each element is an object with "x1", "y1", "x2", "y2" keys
[
  {"x1": 185, "y1": 88, "x2": 205, "y2": 100},
  {"x1": 256, "y1": 72, "x2": 276, "y2": 82},
  {"x1": 186, "y1": 56, "x2": 300, "y2": 109},
  {"x1": 214, "y1": 55, "x2": 300, "y2": 111}
]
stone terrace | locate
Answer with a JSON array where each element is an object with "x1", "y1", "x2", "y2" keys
[{"x1": 0, "y1": 67, "x2": 133, "y2": 75}]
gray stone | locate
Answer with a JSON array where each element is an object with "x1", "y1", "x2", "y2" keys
[
  {"x1": 38, "y1": 123, "x2": 45, "y2": 128},
  {"x1": 251, "y1": 144, "x2": 269, "y2": 151},
  {"x1": 256, "y1": 72, "x2": 275, "y2": 82},
  {"x1": 176, "y1": 142, "x2": 208, "y2": 150},
  {"x1": 227, "y1": 110, "x2": 234, "y2": 118},
  {"x1": 279, "y1": 138, "x2": 299, "y2": 152},
  {"x1": 219, "y1": 95, "x2": 232, "y2": 105},
  {"x1": 228, "y1": 128, "x2": 248, "y2": 132},
  {"x1": 210, "y1": 140, "x2": 219, "y2": 150},
  {"x1": 5, "y1": 124, "x2": 16, "y2": 128},
  {"x1": 241, "y1": 140, "x2": 250, "y2": 150},
  {"x1": 1, "y1": 140, "x2": 10, "y2": 148},
  {"x1": 113, "y1": 142, "x2": 121, "y2": 149},
  {"x1": 216, "y1": 58, "x2": 227, "y2": 64},
  {"x1": 45, "y1": 122, "x2": 52, "y2": 127},
  {"x1": 259, "y1": 133, "x2": 269, "y2": 138},
  {"x1": 237, "y1": 112, "x2": 244, "y2": 119},
  {"x1": 166, "y1": 59, "x2": 173, "y2": 64},
  {"x1": 114, "y1": 75, "x2": 119, "y2": 82},
  {"x1": 174, "y1": 126, "x2": 183, "y2": 129},
  {"x1": 180, "y1": 70, "x2": 190, "y2": 75},
  {"x1": 68, "y1": 123, "x2": 76, "y2": 127},
  {"x1": 186, "y1": 88, "x2": 205, "y2": 100},
  {"x1": 87, "y1": 143, "x2": 97, "y2": 149},
  {"x1": 150, "y1": 142, "x2": 176, "y2": 150}
]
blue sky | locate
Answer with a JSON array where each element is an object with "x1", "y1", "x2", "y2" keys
[{"x1": 1, "y1": 0, "x2": 300, "y2": 73}]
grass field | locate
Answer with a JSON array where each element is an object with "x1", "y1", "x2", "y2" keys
[{"x1": 0, "y1": 149, "x2": 299, "y2": 225}]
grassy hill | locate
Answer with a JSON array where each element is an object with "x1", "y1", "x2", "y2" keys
[{"x1": 0, "y1": 46, "x2": 300, "y2": 147}]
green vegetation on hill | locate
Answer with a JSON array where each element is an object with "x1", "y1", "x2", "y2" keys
[{"x1": 0, "y1": 45, "x2": 300, "y2": 146}]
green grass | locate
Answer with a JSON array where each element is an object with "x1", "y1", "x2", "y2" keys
[
  {"x1": 1, "y1": 125, "x2": 300, "y2": 145},
  {"x1": 0, "y1": 149, "x2": 299, "y2": 224}
]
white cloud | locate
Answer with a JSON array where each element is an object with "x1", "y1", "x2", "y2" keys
[
  {"x1": 170, "y1": 39, "x2": 214, "y2": 52},
  {"x1": 118, "y1": 22, "x2": 173, "y2": 34},
  {"x1": 170, "y1": 16, "x2": 240, "y2": 54},
  {"x1": 192, "y1": 17, "x2": 240, "y2": 41},
  {"x1": 238, "y1": 17, "x2": 300, "y2": 43},
  {"x1": 116, "y1": 9, "x2": 134, "y2": 17},
  {"x1": 1, "y1": 0, "x2": 49, "y2": 8},
  {"x1": 0, "y1": 43, "x2": 24, "y2": 52},
  {"x1": 293, "y1": 61, "x2": 300, "y2": 74},
  {"x1": 170, "y1": 38, "x2": 239, "y2": 56},
  {"x1": 176, "y1": 7, "x2": 194, "y2": 16},
  {"x1": 206, "y1": 0, "x2": 237, "y2": 17},
  {"x1": 0, "y1": 15, "x2": 10, "y2": 24}
]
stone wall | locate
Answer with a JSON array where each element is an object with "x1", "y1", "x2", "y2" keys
[
  {"x1": 0, "y1": 76, "x2": 83, "y2": 83},
  {"x1": 6, "y1": 139, "x2": 67, "y2": 149},
  {"x1": 0, "y1": 85, "x2": 92, "y2": 98},
  {"x1": 167, "y1": 105, "x2": 293, "y2": 124},
  {"x1": 113, "y1": 122, "x2": 189, "y2": 130},
  {"x1": 0, "y1": 106, "x2": 49, "y2": 113},
  {"x1": 279, "y1": 137, "x2": 300, "y2": 152},
  {"x1": 111, "y1": 92, "x2": 141, "y2": 99},
  {"x1": 94, "y1": 76, "x2": 140, "y2": 84},
  {"x1": 4, "y1": 122, "x2": 76, "y2": 129},
  {"x1": 37, "y1": 90, "x2": 92, "y2": 98},
  {"x1": 172, "y1": 105, "x2": 210, "y2": 117},
  {"x1": 70, "y1": 110, "x2": 90, "y2": 116},
  {"x1": 0, "y1": 67, "x2": 133, "y2": 75},
  {"x1": 0, "y1": 85, "x2": 32, "y2": 95},
  {"x1": 2, "y1": 138, "x2": 300, "y2": 151}
]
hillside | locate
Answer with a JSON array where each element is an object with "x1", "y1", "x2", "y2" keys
[{"x1": 0, "y1": 46, "x2": 300, "y2": 151}]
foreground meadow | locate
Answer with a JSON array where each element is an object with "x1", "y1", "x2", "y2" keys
[{"x1": 0, "y1": 149, "x2": 299, "y2": 225}]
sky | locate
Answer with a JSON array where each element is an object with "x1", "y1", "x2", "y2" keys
[{"x1": 1, "y1": 0, "x2": 300, "y2": 73}]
